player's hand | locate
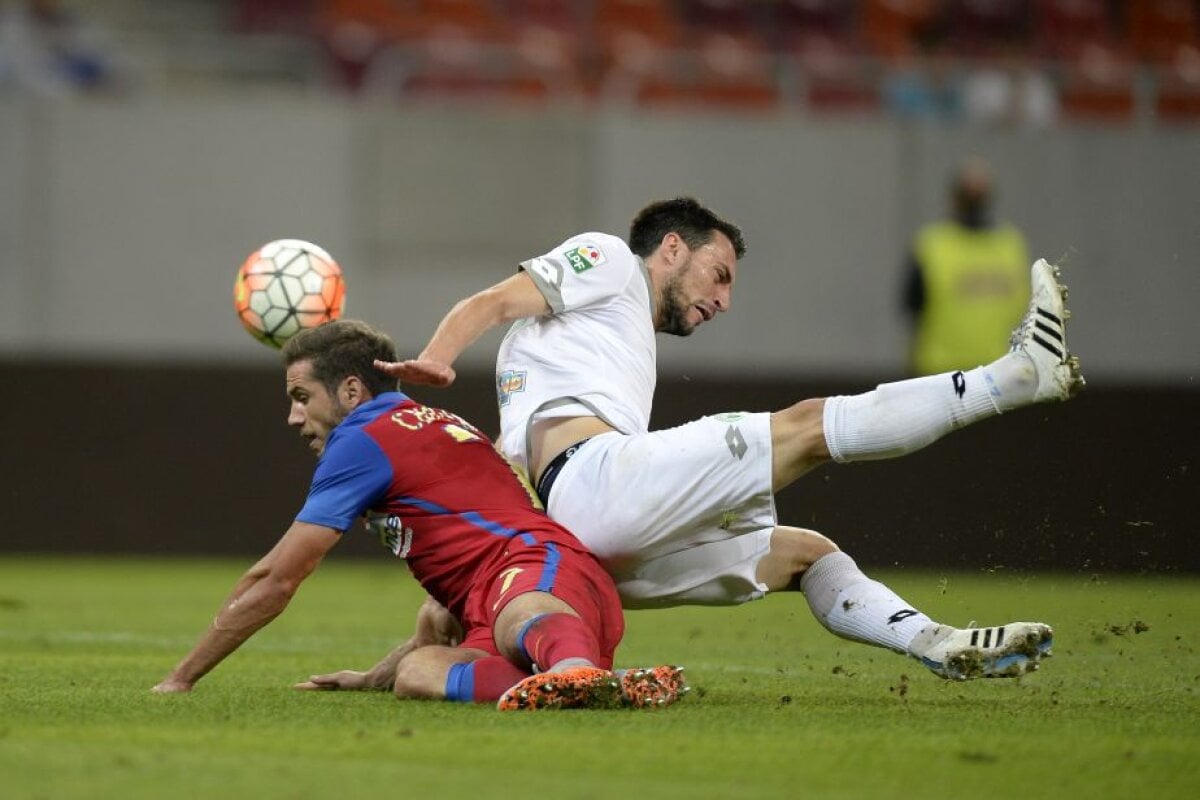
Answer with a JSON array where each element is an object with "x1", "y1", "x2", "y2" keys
[
  {"x1": 374, "y1": 359, "x2": 456, "y2": 388},
  {"x1": 415, "y1": 596, "x2": 463, "y2": 647},
  {"x1": 294, "y1": 670, "x2": 379, "y2": 691},
  {"x1": 152, "y1": 678, "x2": 194, "y2": 694}
]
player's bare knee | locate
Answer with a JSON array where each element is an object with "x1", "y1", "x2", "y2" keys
[
  {"x1": 493, "y1": 591, "x2": 578, "y2": 663},
  {"x1": 392, "y1": 649, "x2": 448, "y2": 700},
  {"x1": 782, "y1": 526, "x2": 838, "y2": 566},
  {"x1": 758, "y1": 526, "x2": 839, "y2": 591}
]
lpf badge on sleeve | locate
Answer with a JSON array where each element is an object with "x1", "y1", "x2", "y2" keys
[{"x1": 564, "y1": 243, "x2": 606, "y2": 274}]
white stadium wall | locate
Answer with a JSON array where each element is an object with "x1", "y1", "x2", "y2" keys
[{"x1": 1, "y1": 94, "x2": 1198, "y2": 383}]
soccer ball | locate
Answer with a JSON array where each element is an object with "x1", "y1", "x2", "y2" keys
[{"x1": 233, "y1": 239, "x2": 346, "y2": 348}]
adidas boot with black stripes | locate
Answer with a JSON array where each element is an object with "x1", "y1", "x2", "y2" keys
[
  {"x1": 1010, "y1": 258, "x2": 1085, "y2": 402},
  {"x1": 910, "y1": 621, "x2": 1054, "y2": 680}
]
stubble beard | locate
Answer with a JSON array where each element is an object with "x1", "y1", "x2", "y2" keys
[
  {"x1": 311, "y1": 401, "x2": 353, "y2": 458},
  {"x1": 656, "y1": 270, "x2": 696, "y2": 337}
]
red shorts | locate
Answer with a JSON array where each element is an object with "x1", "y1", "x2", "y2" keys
[{"x1": 458, "y1": 531, "x2": 624, "y2": 669}]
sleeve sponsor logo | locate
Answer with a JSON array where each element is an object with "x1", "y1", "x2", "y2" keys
[
  {"x1": 563, "y1": 243, "x2": 606, "y2": 274},
  {"x1": 366, "y1": 512, "x2": 413, "y2": 557},
  {"x1": 497, "y1": 369, "x2": 527, "y2": 407},
  {"x1": 526, "y1": 257, "x2": 563, "y2": 288}
]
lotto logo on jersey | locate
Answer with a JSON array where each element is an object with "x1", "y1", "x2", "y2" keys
[
  {"x1": 564, "y1": 243, "x2": 606, "y2": 274},
  {"x1": 497, "y1": 369, "x2": 527, "y2": 407}
]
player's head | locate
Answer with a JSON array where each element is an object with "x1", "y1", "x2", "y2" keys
[
  {"x1": 630, "y1": 197, "x2": 746, "y2": 261},
  {"x1": 951, "y1": 156, "x2": 993, "y2": 228},
  {"x1": 630, "y1": 198, "x2": 746, "y2": 337},
  {"x1": 281, "y1": 320, "x2": 398, "y2": 455}
]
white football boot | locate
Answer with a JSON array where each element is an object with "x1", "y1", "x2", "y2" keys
[
  {"x1": 910, "y1": 622, "x2": 1054, "y2": 681},
  {"x1": 1010, "y1": 258, "x2": 1085, "y2": 402}
]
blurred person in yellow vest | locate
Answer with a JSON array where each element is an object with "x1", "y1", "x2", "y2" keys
[{"x1": 903, "y1": 157, "x2": 1029, "y2": 376}]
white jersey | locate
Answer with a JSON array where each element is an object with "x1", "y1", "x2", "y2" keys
[
  {"x1": 494, "y1": 230, "x2": 776, "y2": 608},
  {"x1": 496, "y1": 232, "x2": 657, "y2": 474}
]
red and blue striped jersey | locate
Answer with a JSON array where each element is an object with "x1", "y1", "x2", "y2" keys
[{"x1": 296, "y1": 392, "x2": 585, "y2": 618}]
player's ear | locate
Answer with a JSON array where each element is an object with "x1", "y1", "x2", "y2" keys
[
  {"x1": 661, "y1": 232, "x2": 684, "y2": 265},
  {"x1": 339, "y1": 375, "x2": 367, "y2": 408}
]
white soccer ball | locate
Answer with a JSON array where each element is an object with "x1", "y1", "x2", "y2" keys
[{"x1": 233, "y1": 239, "x2": 346, "y2": 349}]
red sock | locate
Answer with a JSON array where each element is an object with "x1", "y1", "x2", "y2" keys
[
  {"x1": 445, "y1": 656, "x2": 529, "y2": 703},
  {"x1": 518, "y1": 613, "x2": 602, "y2": 671}
]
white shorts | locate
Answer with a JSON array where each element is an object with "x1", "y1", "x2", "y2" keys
[{"x1": 545, "y1": 412, "x2": 777, "y2": 608}]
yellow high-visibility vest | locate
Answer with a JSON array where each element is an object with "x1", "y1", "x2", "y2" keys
[{"x1": 911, "y1": 221, "x2": 1029, "y2": 375}]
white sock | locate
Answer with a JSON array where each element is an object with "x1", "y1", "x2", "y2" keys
[
  {"x1": 800, "y1": 551, "x2": 934, "y2": 654},
  {"x1": 822, "y1": 354, "x2": 1037, "y2": 463}
]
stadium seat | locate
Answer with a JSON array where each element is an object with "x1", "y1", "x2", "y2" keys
[
  {"x1": 317, "y1": 0, "x2": 422, "y2": 90},
  {"x1": 772, "y1": 0, "x2": 873, "y2": 112},
  {"x1": 593, "y1": 0, "x2": 680, "y2": 42},
  {"x1": 591, "y1": 0, "x2": 683, "y2": 99},
  {"x1": 791, "y1": 33, "x2": 882, "y2": 113},
  {"x1": 689, "y1": 32, "x2": 783, "y2": 112},
  {"x1": 768, "y1": 0, "x2": 859, "y2": 53},
  {"x1": 1153, "y1": 43, "x2": 1200, "y2": 122},
  {"x1": 373, "y1": 0, "x2": 538, "y2": 102},
  {"x1": 598, "y1": 28, "x2": 683, "y2": 106},
  {"x1": 600, "y1": 22, "x2": 781, "y2": 114},
  {"x1": 1032, "y1": 0, "x2": 1115, "y2": 60},
  {"x1": 414, "y1": 0, "x2": 504, "y2": 38},
  {"x1": 677, "y1": 0, "x2": 764, "y2": 39},
  {"x1": 320, "y1": 0, "x2": 422, "y2": 40},
  {"x1": 940, "y1": 0, "x2": 1031, "y2": 58},
  {"x1": 508, "y1": 0, "x2": 592, "y2": 94},
  {"x1": 1057, "y1": 42, "x2": 1137, "y2": 123},
  {"x1": 387, "y1": 27, "x2": 557, "y2": 104},
  {"x1": 860, "y1": 0, "x2": 938, "y2": 59},
  {"x1": 233, "y1": 0, "x2": 319, "y2": 35},
  {"x1": 1127, "y1": 0, "x2": 1199, "y2": 65},
  {"x1": 507, "y1": 0, "x2": 584, "y2": 35},
  {"x1": 512, "y1": 22, "x2": 591, "y2": 99}
]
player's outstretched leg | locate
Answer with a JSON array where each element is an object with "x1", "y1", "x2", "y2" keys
[
  {"x1": 908, "y1": 621, "x2": 1054, "y2": 680},
  {"x1": 1006, "y1": 258, "x2": 1085, "y2": 402},
  {"x1": 496, "y1": 666, "x2": 623, "y2": 710},
  {"x1": 617, "y1": 665, "x2": 689, "y2": 708},
  {"x1": 818, "y1": 258, "x2": 1084, "y2": 468},
  {"x1": 796, "y1": 548, "x2": 1055, "y2": 681}
]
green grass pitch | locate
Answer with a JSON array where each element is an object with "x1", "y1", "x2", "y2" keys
[{"x1": 1, "y1": 555, "x2": 1197, "y2": 799}]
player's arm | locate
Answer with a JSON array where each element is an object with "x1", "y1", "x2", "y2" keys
[
  {"x1": 376, "y1": 271, "x2": 550, "y2": 387},
  {"x1": 295, "y1": 595, "x2": 463, "y2": 691},
  {"x1": 152, "y1": 521, "x2": 340, "y2": 693}
]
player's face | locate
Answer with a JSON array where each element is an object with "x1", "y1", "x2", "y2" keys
[
  {"x1": 657, "y1": 232, "x2": 737, "y2": 337},
  {"x1": 285, "y1": 360, "x2": 350, "y2": 457}
]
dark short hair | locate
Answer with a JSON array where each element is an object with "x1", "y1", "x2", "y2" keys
[
  {"x1": 281, "y1": 319, "x2": 399, "y2": 398},
  {"x1": 628, "y1": 197, "x2": 747, "y2": 260}
]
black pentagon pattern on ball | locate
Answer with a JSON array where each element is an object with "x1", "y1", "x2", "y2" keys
[
  {"x1": 239, "y1": 245, "x2": 344, "y2": 349},
  {"x1": 263, "y1": 254, "x2": 304, "y2": 347}
]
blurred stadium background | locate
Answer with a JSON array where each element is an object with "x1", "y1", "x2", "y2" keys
[{"x1": 0, "y1": 0, "x2": 1195, "y2": 571}]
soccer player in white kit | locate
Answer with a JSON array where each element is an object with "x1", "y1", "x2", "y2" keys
[{"x1": 364, "y1": 198, "x2": 1083, "y2": 683}]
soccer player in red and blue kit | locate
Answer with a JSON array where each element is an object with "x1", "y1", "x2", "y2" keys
[{"x1": 152, "y1": 319, "x2": 684, "y2": 710}]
